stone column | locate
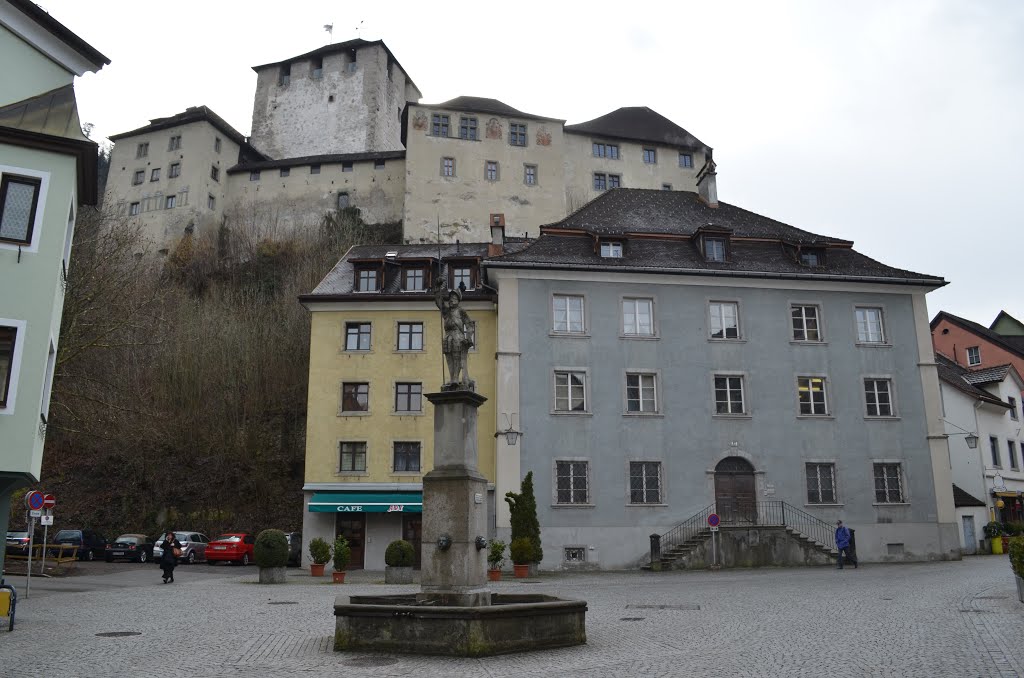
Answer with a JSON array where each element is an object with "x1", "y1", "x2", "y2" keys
[{"x1": 419, "y1": 390, "x2": 490, "y2": 606}]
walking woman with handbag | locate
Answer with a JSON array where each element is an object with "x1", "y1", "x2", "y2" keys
[{"x1": 160, "y1": 531, "x2": 183, "y2": 584}]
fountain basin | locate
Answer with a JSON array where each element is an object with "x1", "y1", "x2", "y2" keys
[{"x1": 334, "y1": 593, "x2": 587, "y2": 656}]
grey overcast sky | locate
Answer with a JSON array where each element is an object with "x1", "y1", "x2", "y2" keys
[{"x1": 42, "y1": 0, "x2": 1023, "y2": 325}]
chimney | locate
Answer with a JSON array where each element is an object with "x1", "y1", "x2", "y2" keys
[
  {"x1": 696, "y1": 158, "x2": 718, "y2": 208},
  {"x1": 488, "y1": 213, "x2": 505, "y2": 256}
]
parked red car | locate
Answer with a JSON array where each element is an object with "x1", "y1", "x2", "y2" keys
[{"x1": 205, "y1": 533, "x2": 255, "y2": 565}]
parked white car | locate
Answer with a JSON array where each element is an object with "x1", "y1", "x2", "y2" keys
[{"x1": 152, "y1": 531, "x2": 209, "y2": 564}]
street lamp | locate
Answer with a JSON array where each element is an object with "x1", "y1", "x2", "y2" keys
[
  {"x1": 495, "y1": 413, "x2": 522, "y2": 446},
  {"x1": 942, "y1": 419, "x2": 979, "y2": 449}
]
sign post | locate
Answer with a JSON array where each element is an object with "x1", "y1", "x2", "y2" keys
[
  {"x1": 23, "y1": 492, "x2": 45, "y2": 599},
  {"x1": 38, "y1": 495, "x2": 55, "y2": 575},
  {"x1": 707, "y1": 513, "x2": 721, "y2": 570}
]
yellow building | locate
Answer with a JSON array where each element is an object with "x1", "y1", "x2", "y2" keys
[{"x1": 299, "y1": 235, "x2": 508, "y2": 568}]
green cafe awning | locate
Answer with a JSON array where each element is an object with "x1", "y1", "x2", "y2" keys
[{"x1": 308, "y1": 492, "x2": 422, "y2": 513}]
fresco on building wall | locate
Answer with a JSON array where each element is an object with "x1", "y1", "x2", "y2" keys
[
  {"x1": 413, "y1": 111, "x2": 428, "y2": 131},
  {"x1": 536, "y1": 127, "x2": 552, "y2": 146},
  {"x1": 486, "y1": 118, "x2": 503, "y2": 139}
]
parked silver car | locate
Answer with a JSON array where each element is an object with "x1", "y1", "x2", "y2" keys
[{"x1": 152, "y1": 531, "x2": 209, "y2": 564}]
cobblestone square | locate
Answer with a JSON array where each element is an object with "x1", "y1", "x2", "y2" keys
[{"x1": 3, "y1": 557, "x2": 1023, "y2": 677}]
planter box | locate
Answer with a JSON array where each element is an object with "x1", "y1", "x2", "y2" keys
[
  {"x1": 333, "y1": 571, "x2": 346, "y2": 584},
  {"x1": 487, "y1": 569, "x2": 502, "y2": 582},
  {"x1": 513, "y1": 564, "x2": 529, "y2": 578},
  {"x1": 259, "y1": 566, "x2": 286, "y2": 584},
  {"x1": 310, "y1": 563, "x2": 326, "y2": 577},
  {"x1": 385, "y1": 566, "x2": 414, "y2": 584}
]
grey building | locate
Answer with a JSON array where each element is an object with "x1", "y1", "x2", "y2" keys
[{"x1": 486, "y1": 188, "x2": 959, "y2": 569}]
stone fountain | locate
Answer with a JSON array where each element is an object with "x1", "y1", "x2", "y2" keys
[{"x1": 333, "y1": 284, "x2": 587, "y2": 656}]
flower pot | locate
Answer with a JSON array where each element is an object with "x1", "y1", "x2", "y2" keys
[
  {"x1": 385, "y1": 566, "x2": 414, "y2": 584},
  {"x1": 488, "y1": 568, "x2": 502, "y2": 582},
  {"x1": 332, "y1": 570, "x2": 346, "y2": 584},
  {"x1": 513, "y1": 564, "x2": 529, "y2": 578},
  {"x1": 310, "y1": 563, "x2": 326, "y2": 577},
  {"x1": 258, "y1": 566, "x2": 286, "y2": 584}
]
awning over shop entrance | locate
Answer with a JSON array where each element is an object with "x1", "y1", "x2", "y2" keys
[{"x1": 308, "y1": 492, "x2": 422, "y2": 513}]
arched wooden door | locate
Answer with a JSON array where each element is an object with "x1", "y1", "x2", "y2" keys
[{"x1": 714, "y1": 457, "x2": 757, "y2": 524}]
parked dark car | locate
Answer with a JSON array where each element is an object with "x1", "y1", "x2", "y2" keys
[
  {"x1": 105, "y1": 534, "x2": 154, "y2": 563},
  {"x1": 284, "y1": 532, "x2": 302, "y2": 566},
  {"x1": 51, "y1": 529, "x2": 107, "y2": 561},
  {"x1": 5, "y1": 531, "x2": 31, "y2": 556},
  {"x1": 153, "y1": 532, "x2": 208, "y2": 564}
]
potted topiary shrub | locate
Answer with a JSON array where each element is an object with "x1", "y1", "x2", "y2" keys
[
  {"x1": 384, "y1": 539, "x2": 415, "y2": 584},
  {"x1": 255, "y1": 529, "x2": 289, "y2": 584},
  {"x1": 308, "y1": 537, "x2": 331, "y2": 577},
  {"x1": 1010, "y1": 537, "x2": 1024, "y2": 603},
  {"x1": 510, "y1": 537, "x2": 533, "y2": 579},
  {"x1": 505, "y1": 471, "x2": 543, "y2": 576},
  {"x1": 332, "y1": 535, "x2": 351, "y2": 583},
  {"x1": 487, "y1": 539, "x2": 506, "y2": 581}
]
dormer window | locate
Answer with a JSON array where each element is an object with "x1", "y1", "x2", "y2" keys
[
  {"x1": 451, "y1": 264, "x2": 476, "y2": 291},
  {"x1": 705, "y1": 237, "x2": 726, "y2": 262},
  {"x1": 600, "y1": 241, "x2": 623, "y2": 258},
  {"x1": 800, "y1": 248, "x2": 825, "y2": 267},
  {"x1": 403, "y1": 267, "x2": 426, "y2": 292},
  {"x1": 355, "y1": 267, "x2": 379, "y2": 292}
]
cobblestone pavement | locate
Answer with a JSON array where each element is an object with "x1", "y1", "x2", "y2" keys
[{"x1": 2, "y1": 556, "x2": 1023, "y2": 677}]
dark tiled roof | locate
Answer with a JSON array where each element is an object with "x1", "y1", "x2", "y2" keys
[
  {"x1": 963, "y1": 365, "x2": 1012, "y2": 385},
  {"x1": 564, "y1": 107, "x2": 709, "y2": 151},
  {"x1": 486, "y1": 189, "x2": 943, "y2": 285},
  {"x1": 303, "y1": 241, "x2": 529, "y2": 300},
  {"x1": 251, "y1": 39, "x2": 419, "y2": 95},
  {"x1": 108, "y1": 107, "x2": 264, "y2": 161},
  {"x1": 9, "y1": 0, "x2": 109, "y2": 69},
  {"x1": 419, "y1": 97, "x2": 563, "y2": 123},
  {"x1": 935, "y1": 354, "x2": 1010, "y2": 407},
  {"x1": 228, "y1": 150, "x2": 404, "y2": 174},
  {"x1": 930, "y1": 311, "x2": 1024, "y2": 361},
  {"x1": 953, "y1": 484, "x2": 986, "y2": 508}
]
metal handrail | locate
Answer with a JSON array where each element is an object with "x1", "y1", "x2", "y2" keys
[
  {"x1": 659, "y1": 503, "x2": 715, "y2": 554},
  {"x1": 654, "y1": 500, "x2": 837, "y2": 563}
]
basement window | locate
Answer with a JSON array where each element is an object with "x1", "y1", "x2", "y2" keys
[{"x1": 564, "y1": 547, "x2": 587, "y2": 563}]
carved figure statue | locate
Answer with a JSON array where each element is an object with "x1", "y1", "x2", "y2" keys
[{"x1": 433, "y1": 281, "x2": 476, "y2": 389}]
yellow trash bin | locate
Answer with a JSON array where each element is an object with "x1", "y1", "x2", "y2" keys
[
  {"x1": 993, "y1": 537, "x2": 1005, "y2": 555},
  {"x1": 0, "y1": 588, "x2": 10, "y2": 618}
]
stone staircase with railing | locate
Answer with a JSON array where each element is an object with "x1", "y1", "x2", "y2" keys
[{"x1": 646, "y1": 500, "x2": 839, "y2": 570}]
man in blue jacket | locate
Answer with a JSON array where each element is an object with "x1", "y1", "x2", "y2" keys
[{"x1": 835, "y1": 520, "x2": 857, "y2": 569}]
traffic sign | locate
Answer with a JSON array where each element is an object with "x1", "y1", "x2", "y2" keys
[
  {"x1": 29, "y1": 509, "x2": 41, "y2": 518},
  {"x1": 710, "y1": 526, "x2": 719, "y2": 533},
  {"x1": 42, "y1": 494, "x2": 55, "y2": 509},
  {"x1": 25, "y1": 491, "x2": 44, "y2": 511},
  {"x1": 41, "y1": 515, "x2": 53, "y2": 526},
  {"x1": 707, "y1": 513, "x2": 720, "y2": 528}
]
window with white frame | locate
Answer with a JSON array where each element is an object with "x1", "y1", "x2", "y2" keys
[
  {"x1": 705, "y1": 237, "x2": 726, "y2": 262},
  {"x1": 679, "y1": 152, "x2": 693, "y2": 168},
  {"x1": 805, "y1": 463, "x2": 837, "y2": 504},
  {"x1": 452, "y1": 266, "x2": 473, "y2": 290},
  {"x1": 622, "y1": 298, "x2": 654, "y2": 336},
  {"x1": 0, "y1": 175, "x2": 41, "y2": 246},
  {"x1": 714, "y1": 375, "x2": 745, "y2": 415},
  {"x1": 339, "y1": 442, "x2": 367, "y2": 472},
  {"x1": 0, "y1": 326, "x2": 15, "y2": 407},
  {"x1": 403, "y1": 268, "x2": 426, "y2": 292},
  {"x1": 873, "y1": 463, "x2": 905, "y2": 503},
  {"x1": 344, "y1": 322, "x2": 371, "y2": 351},
  {"x1": 552, "y1": 294, "x2": 585, "y2": 334},
  {"x1": 864, "y1": 378, "x2": 894, "y2": 417},
  {"x1": 990, "y1": 436, "x2": 1001, "y2": 467},
  {"x1": 642, "y1": 147, "x2": 657, "y2": 164},
  {"x1": 555, "y1": 460, "x2": 589, "y2": 504},
  {"x1": 709, "y1": 301, "x2": 739, "y2": 339},
  {"x1": 626, "y1": 373, "x2": 657, "y2": 413},
  {"x1": 791, "y1": 304, "x2": 822, "y2": 342},
  {"x1": 397, "y1": 322, "x2": 424, "y2": 351},
  {"x1": 966, "y1": 346, "x2": 981, "y2": 366},
  {"x1": 1009, "y1": 440, "x2": 1019, "y2": 470},
  {"x1": 554, "y1": 371, "x2": 586, "y2": 412},
  {"x1": 797, "y1": 376, "x2": 828, "y2": 415},
  {"x1": 485, "y1": 161, "x2": 498, "y2": 181},
  {"x1": 355, "y1": 268, "x2": 379, "y2": 292},
  {"x1": 600, "y1": 241, "x2": 622, "y2": 258},
  {"x1": 395, "y1": 382, "x2": 422, "y2": 413},
  {"x1": 524, "y1": 164, "x2": 537, "y2": 185},
  {"x1": 164, "y1": 195, "x2": 176, "y2": 209},
  {"x1": 393, "y1": 442, "x2": 421, "y2": 472},
  {"x1": 629, "y1": 461, "x2": 662, "y2": 504},
  {"x1": 441, "y1": 157, "x2": 455, "y2": 177},
  {"x1": 855, "y1": 306, "x2": 885, "y2": 343},
  {"x1": 1010, "y1": 397, "x2": 1019, "y2": 421}
]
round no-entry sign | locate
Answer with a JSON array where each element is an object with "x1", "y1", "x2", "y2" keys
[
  {"x1": 25, "y1": 491, "x2": 44, "y2": 510},
  {"x1": 42, "y1": 494, "x2": 56, "y2": 509},
  {"x1": 707, "y1": 513, "x2": 721, "y2": 528}
]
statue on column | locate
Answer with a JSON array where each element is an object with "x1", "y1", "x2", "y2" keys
[{"x1": 433, "y1": 280, "x2": 476, "y2": 390}]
